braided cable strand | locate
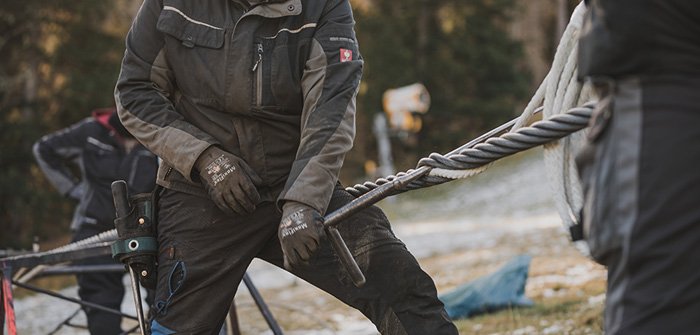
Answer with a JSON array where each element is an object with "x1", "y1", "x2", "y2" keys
[
  {"x1": 345, "y1": 104, "x2": 593, "y2": 197},
  {"x1": 50, "y1": 229, "x2": 118, "y2": 253},
  {"x1": 420, "y1": 104, "x2": 593, "y2": 172},
  {"x1": 346, "y1": 169, "x2": 425, "y2": 197},
  {"x1": 1, "y1": 229, "x2": 118, "y2": 263}
]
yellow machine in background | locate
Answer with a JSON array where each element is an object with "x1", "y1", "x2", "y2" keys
[
  {"x1": 368, "y1": 83, "x2": 431, "y2": 180},
  {"x1": 382, "y1": 83, "x2": 431, "y2": 136}
]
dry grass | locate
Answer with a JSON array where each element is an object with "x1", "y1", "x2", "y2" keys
[{"x1": 425, "y1": 227, "x2": 606, "y2": 335}]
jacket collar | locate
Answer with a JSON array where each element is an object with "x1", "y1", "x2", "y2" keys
[{"x1": 92, "y1": 108, "x2": 116, "y2": 130}]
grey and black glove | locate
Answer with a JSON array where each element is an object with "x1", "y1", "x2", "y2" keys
[
  {"x1": 194, "y1": 146, "x2": 262, "y2": 215},
  {"x1": 278, "y1": 201, "x2": 325, "y2": 269}
]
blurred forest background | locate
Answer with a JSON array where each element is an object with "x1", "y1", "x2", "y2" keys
[{"x1": 0, "y1": 0, "x2": 579, "y2": 249}]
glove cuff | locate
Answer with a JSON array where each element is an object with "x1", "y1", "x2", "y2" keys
[
  {"x1": 194, "y1": 146, "x2": 227, "y2": 176},
  {"x1": 281, "y1": 201, "x2": 312, "y2": 218}
]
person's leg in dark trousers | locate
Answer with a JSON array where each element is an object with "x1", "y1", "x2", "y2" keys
[
  {"x1": 150, "y1": 187, "x2": 456, "y2": 334},
  {"x1": 593, "y1": 76, "x2": 700, "y2": 335},
  {"x1": 259, "y1": 186, "x2": 457, "y2": 335},
  {"x1": 149, "y1": 189, "x2": 275, "y2": 334},
  {"x1": 72, "y1": 224, "x2": 126, "y2": 335}
]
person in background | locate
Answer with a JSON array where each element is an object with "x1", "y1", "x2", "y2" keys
[
  {"x1": 114, "y1": 0, "x2": 458, "y2": 334},
  {"x1": 577, "y1": 1, "x2": 700, "y2": 334},
  {"x1": 33, "y1": 107, "x2": 158, "y2": 335}
]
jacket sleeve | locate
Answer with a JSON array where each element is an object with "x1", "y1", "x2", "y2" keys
[
  {"x1": 114, "y1": 0, "x2": 217, "y2": 182},
  {"x1": 278, "y1": 0, "x2": 363, "y2": 214},
  {"x1": 32, "y1": 119, "x2": 91, "y2": 197}
]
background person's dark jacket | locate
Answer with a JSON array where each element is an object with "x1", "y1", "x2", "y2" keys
[{"x1": 33, "y1": 108, "x2": 158, "y2": 230}]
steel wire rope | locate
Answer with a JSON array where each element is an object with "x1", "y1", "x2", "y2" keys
[
  {"x1": 345, "y1": 103, "x2": 594, "y2": 198},
  {"x1": 1, "y1": 229, "x2": 118, "y2": 268}
]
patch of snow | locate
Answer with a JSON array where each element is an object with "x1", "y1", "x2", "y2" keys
[
  {"x1": 587, "y1": 293, "x2": 606, "y2": 306},
  {"x1": 543, "y1": 324, "x2": 564, "y2": 334},
  {"x1": 528, "y1": 263, "x2": 606, "y2": 288},
  {"x1": 512, "y1": 325, "x2": 537, "y2": 335}
]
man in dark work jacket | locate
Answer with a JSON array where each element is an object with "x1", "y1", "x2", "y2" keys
[
  {"x1": 115, "y1": 0, "x2": 457, "y2": 334},
  {"x1": 577, "y1": 1, "x2": 700, "y2": 334},
  {"x1": 33, "y1": 108, "x2": 158, "y2": 335}
]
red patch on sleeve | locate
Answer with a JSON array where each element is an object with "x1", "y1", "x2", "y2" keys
[{"x1": 340, "y1": 48, "x2": 353, "y2": 62}]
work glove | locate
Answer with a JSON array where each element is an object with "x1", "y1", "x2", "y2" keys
[
  {"x1": 278, "y1": 201, "x2": 325, "y2": 269},
  {"x1": 194, "y1": 146, "x2": 262, "y2": 215}
]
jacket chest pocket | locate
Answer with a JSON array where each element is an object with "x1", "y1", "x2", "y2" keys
[
  {"x1": 252, "y1": 37, "x2": 303, "y2": 113},
  {"x1": 156, "y1": 5, "x2": 225, "y2": 98}
]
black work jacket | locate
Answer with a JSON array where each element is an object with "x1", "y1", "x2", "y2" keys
[
  {"x1": 115, "y1": 0, "x2": 362, "y2": 214},
  {"x1": 33, "y1": 114, "x2": 158, "y2": 230},
  {"x1": 579, "y1": 0, "x2": 700, "y2": 79}
]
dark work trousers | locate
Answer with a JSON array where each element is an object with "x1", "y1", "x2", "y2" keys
[
  {"x1": 72, "y1": 224, "x2": 125, "y2": 335},
  {"x1": 578, "y1": 76, "x2": 700, "y2": 334},
  {"x1": 150, "y1": 184, "x2": 457, "y2": 334}
]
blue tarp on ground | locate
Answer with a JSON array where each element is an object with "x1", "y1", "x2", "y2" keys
[{"x1": 438, "y1": 254, "x2": 533, "y2": 319}]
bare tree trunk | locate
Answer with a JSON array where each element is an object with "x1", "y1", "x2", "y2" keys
[
  {"x1": 557, "y1": 0, "x2": 568, "y2": 39},
  {"x1": 416, "y1": 0, "x2": 429, "y2": 76},
  {"x1": 508, "y1": 0, "x2": 551, "y2": 82},
  {"x1": 22, "y1": 63, "x2": 37, "y2": 121}
]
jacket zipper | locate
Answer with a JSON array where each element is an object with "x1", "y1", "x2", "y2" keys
[
  {"x1": 164, "y1": 166, "x2": 173, "y2": 180},
  {"x1": 252, "y1": 43, "x2": 263, "y2": 106}
]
